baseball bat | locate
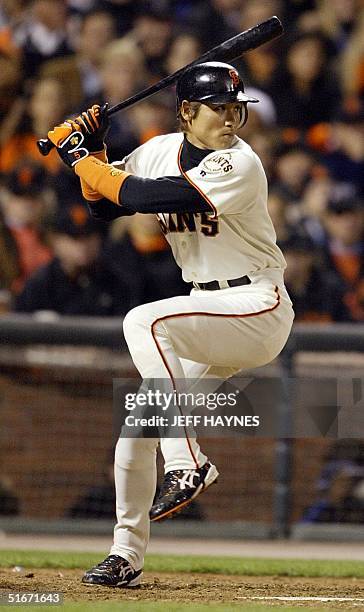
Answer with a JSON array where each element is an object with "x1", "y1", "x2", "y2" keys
[{"x1": 37, "y1": 16, "x2": 283, "y2": 156}]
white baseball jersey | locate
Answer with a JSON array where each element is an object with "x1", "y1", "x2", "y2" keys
[{"x1": 121, "y1": 132, "x2": 286, "y2": 283}]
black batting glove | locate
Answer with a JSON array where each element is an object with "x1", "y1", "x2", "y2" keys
[
  {"x1": 47, "y1": 121, "x2": 90, "y2": 168},
  {"x1": 74, "y1": 103, "x2": 110, "y2": 152}
]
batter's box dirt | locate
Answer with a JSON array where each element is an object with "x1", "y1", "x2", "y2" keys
[{"x1": 1, "y1": 569, "x2": 364, "y2": 609}]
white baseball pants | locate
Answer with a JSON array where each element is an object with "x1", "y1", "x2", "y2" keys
[{"x1": 110, "y1": 275, "x2": 294, "y2": 569}]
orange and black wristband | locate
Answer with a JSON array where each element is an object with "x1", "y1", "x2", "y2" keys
[{"x1": 75, "y1": 156, "x2": 131, "y2": 205}]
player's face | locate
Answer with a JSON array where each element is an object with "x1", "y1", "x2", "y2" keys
[{"x1": 186, "y1": 101, "x2": 242, "y2": 150}]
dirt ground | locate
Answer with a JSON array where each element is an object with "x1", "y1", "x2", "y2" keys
[{"x1": 1, "y1": 569, "x2": 364, "y2": 610}]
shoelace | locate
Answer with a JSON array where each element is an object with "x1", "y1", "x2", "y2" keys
[{"x1": 97, "y1": 556, "x2": 121, "y2": 570}]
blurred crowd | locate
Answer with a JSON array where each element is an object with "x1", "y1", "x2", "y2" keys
[
  {"x1": 302, "y1": 440, "x2": 364, "y2": 523},
  {"x1": 0, "y1": 0, "x2": 363, "y2": 320}
]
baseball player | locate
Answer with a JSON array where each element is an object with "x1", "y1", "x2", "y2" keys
[{"x1": 47, "y1": 61, "x2": 294, "y2": 588}]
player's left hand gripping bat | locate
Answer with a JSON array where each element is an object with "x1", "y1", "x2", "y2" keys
[{"x1": 37, "y1": 16, "x2": 283, "y2": 156}]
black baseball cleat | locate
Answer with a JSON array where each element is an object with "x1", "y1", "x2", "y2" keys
[
  {"x1": 149, "y1": 460, "x2": 219, "y2": 522},
  {"x1": 82, "y1": 555, "x2": 142, "y2": 587}
]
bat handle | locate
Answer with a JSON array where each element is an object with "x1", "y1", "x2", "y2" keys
[{"x1": 37, "y1": 138, "x2": 54, "y2": 156}]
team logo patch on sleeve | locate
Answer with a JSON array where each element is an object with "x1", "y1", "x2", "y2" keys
[{"x1": 200, "y1": 152, "x2": 234, "y2": 177}]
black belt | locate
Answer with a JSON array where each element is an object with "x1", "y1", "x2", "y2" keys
[{"x1": 194, "y1": 275, "x2": 251, "y2": 291}]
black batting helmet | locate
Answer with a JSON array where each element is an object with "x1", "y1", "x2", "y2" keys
[
  {"x1": 176, "y1": 61, "x2": 258, "y2": 108},
  {"x1": 176, "y1": 61, "x2": 258, "y2": 127}
]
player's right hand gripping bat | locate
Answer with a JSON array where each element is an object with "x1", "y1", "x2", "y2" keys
[{"x1": 37, "y1": 16, "x2": 283, "y2": 157}]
